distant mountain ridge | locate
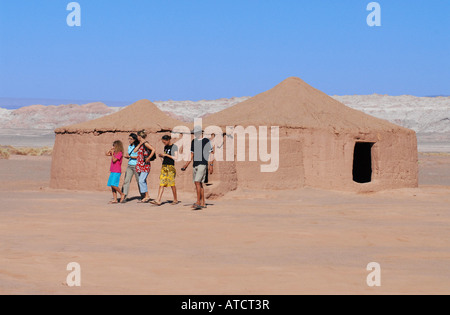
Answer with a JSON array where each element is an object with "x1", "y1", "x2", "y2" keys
[
  {"x1": 0, "y1": 97, "x2": 131, "y2": 110},
  {"x1": 0, "y1": 95, "x2": 449, "y2": 136}
]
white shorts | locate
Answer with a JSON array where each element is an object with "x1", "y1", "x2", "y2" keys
[{"x1": 193, "y1": 164, "x2": 208, "y2": 183}]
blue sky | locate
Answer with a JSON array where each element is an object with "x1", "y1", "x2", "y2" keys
[{"x1": 0, "y1": 0, "x2": 449, "y2": 106}]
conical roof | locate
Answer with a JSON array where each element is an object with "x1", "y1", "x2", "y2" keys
[
  {"x1": 56, "y1": 99, "x2": 184, "y2": 133},
  {"x1": 203, "y1": 77, "x2": 408, "y2": 133}
]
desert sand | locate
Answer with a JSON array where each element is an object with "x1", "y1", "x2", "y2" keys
[{"x1": 0, "y1": 154, "x2": 449, "y2": 295}]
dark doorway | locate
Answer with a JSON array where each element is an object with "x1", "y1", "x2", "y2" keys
[{"x1": 353, "y1": 142, "x2": 375, "y2": 183}]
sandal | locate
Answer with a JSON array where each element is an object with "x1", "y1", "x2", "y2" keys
[
  {"x1": 150, "y1": 200, "x2": 162, "y2": 206},
  {"x1": 171, "y1": 201, "x2": 181, "y2": 205},
  {"x1": 138, "y1": 198, "x2": 151, "y2": 203}
]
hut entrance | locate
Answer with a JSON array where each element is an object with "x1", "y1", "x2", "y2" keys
[{"x1": 353, "y1": 142, "x2": 375, "y2": 184}]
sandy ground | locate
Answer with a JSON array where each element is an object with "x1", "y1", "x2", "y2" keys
[
  {"x1": 0, "y1": 129, "x2": 55, "y2": 147},
  {"x1": 0, "y1": 154, "x2": 449, "y2": 294}
]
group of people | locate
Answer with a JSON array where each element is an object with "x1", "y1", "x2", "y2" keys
[{"x1": 106, "y1": 127, "x2": 215, "y2": 210}]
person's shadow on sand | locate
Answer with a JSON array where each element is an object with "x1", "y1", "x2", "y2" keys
[
  {"x1": 125, "y1": 196, "x2": 142, "y2": 202},
  {"x1": 183, "y1": 203, "x2": 214, "y2": 210}
]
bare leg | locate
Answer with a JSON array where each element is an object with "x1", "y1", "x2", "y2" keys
[
  {"x1": 155, "y1": 186, "x2": 164, "y2": 204},
  {"x1": 171, "y1": 186, "x2": 178, "y2": 203},
  {"x1": 194, "y1": 182, "x2": 202, "y2": 206},
  {"x1": 200, "y1": 184, "x2": 205, "y2": 207},
  {"x1": 117, "y1": 187, "x2": 125, "y2": 203},
  {"x1": 110, "y1": 187, "x2": 118, "y2": 203},
  {"x1": 112, "y1": 186, "x2": 124, "y2": 203}
]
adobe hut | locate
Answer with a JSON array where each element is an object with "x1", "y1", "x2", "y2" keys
[
  {"x1": 202, "y1": 77, "x2": 418, "y2": 192},
  {"x1": 51, "y1": 77, "x2": 418, "y2": 195},
  {"x1": 50, "y1": 99, "x2": 194, "y2": 192}
]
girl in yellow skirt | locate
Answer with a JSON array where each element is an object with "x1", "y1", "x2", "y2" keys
[{"x1": 151, "y1": 135, "x2": 179, "y2": 206}]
